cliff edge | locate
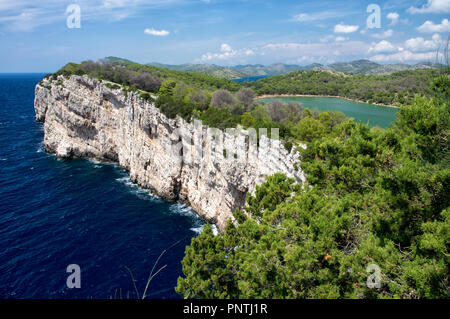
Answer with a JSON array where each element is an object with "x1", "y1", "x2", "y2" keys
[{"x1": 34, "y1": 75, "x2": 305, "y2": 231}]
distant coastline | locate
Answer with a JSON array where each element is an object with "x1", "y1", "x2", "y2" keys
[{"x1": 255, "y1": 94, "x2": 400, "y2": 109}]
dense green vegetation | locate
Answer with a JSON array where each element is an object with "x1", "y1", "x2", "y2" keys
[
  {"x1": 48, "y1": 57, "x2": 449, "y2": 299},
  {"x1": 103, "y1": 57, "x2": 242, "y2": 91},
  {"x1": 53, "y1": 58, "x2": 441, "y2": 110},
  {"x1": 48, "y1": 59, "x2": 446, "y2": 149},
  {"x1": 247, "y1": 69, "x2": 440, "y2": 107},
  {"x1": 148, "y1": 62, "x2": 247, "y2": 79},
  {"x1": 176, "y1": 72, "x2": 450, "y2": 299},
  {"x1": 49, "y1": 60, "x2": 351, "y2": 143},
  {"x1": 318, "y1": 59, "x2": 442, "y2": 75},
  {"x1": 51, "y1": 59, "x2": 241, "y2": 93}
]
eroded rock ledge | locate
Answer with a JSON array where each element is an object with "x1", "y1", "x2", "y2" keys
[{"x1": 34, "y1": 75, "x2": 305, "y2": 231}]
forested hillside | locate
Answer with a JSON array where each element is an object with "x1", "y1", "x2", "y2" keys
[
  {"x1": 247, "y1": 69, "x2": 440, "y2": 106},
  {"x1": 176, "y1": 69, "x2": 450, "y2": 299},
  {"x1": 141, "y1": 58, "x2": 442, "y2": 78},
  {"x1": 49, "y1": 60, "x2": 351, "y2": 146},
  {"x1": 148, "y1": 62, "x2": 247, "y2": 79}
]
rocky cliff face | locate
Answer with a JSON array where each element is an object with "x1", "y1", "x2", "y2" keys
[{"x1": 34, "y1": 75, "x2": 305, "y2": 231}]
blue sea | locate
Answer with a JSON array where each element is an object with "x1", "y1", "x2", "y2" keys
[
  {"x1": 231, "y1": 75, "x2": 271, "y2": 82},
  {"x1": 0, "y1": 74, "x2": 203, "y2": 299}
]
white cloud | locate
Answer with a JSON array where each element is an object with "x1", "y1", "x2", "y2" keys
[
  {"x1": 334, "y1": 23, "x2": 359, "y2": 33},
  {"x1": 386, "y1": 12, "x2": 399, "y2": 26},
  {"x1": 261, "y1": 41, "x2": 369, "y2": 63},
  {"x1": 320, "y1": 35, "x2": 335, "y2": 43},
  {"x1": 371, "y1": 29, "x2": 394, "y2": 39},
  {"x1": 200, "y1": 41, "x2": 370, "y2": 65},
  {"x1": 220, "y1": 43, "x2": 232, "y2": 52},
  {"x1": 408, "y1": 0, "x2": 450, "y2": 14},
  {"x1": 201, "y1": 43, "x2": 254, "y2": 61},
  {"x1": 417, "y1": 19, "x2": 450, "y2": 33},
  {"x1": 292, "y1": 11, "x2": 352, "y2": 22},
  {"x1": 102, "y1": 0, "x2": 128, "y2": 9},
  {"x1": 144, "y1": 28, "x2": 170, "y2": 36},
  {"x1": 320, "y1": 35, "x2": 349, "y2": 43},
  {"x1": 293, "y1": 13, "x2": 310, "y2": 21},
  {"x1": 368, "y1": 40, "x2": 397, "y2": 53},
  {"x1": 334, "y1": 36, "x2": 348, "y2": 42},
  {"x1": 0, "y1": 7, "x2": 58, "y2": 31},
  {"x1": 404, "y1": 34, "x2": 442, "y2": 52},
  {"x1": 371, "y1": 50, "x2": 442, "y2": 63}
]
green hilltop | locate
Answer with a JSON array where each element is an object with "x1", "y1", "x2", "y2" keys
[
  {"x1": 121, "y1": 57, "x2": 443, "y2": 78},
  {"x1": 148, "y1": 62, "x2": 247, "y2": 79}
]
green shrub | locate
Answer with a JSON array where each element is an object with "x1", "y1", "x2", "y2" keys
[
  {"x1": 105, "y1": 83, "x2": 121, "y2": 90},
  {"x1": 139, "y1": 92, "x2": 155, "y2": 103},
  {"x1": 199, "y1": 107, "x2": 240, "y2": 130},
  {"x1": 283, "y1": 140, "x2": 293, "y2": 153},
  {"x1": 176, "y1": 95, "x2": 450, "y2": 299},
  {"x1": 155, "y1": 95, "x2": 194, "y2": 121},
  {"x1": 158, "y1": 80, "x2": 177, "y2": 96}
]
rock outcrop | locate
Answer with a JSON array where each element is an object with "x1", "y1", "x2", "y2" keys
[{"x1": 34, "y1": 75, "x2": 305, "y2": 231}]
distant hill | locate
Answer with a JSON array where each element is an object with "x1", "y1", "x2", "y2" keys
[
  {"x1": 362, "y1": 62, "x2": 443, "y2": 75},
  {"x1": 95, "y1": 57, "x2": 241, "y2": 92},
  {"x1": 148, "y1": 60, "x2": 443, "y2": 78},
  {"x1": 300, "y1": 63, "x2": 325, "y2": 71},
  {"x1": 247, "y1": 68, "x2": 440, "y2": 107},
  {"x1": 232, "y1": 63, "x2": 306, "y2": 76},
  {"x1": 102, "y1": 56, "x2": 136, "y2": 66},
  {"x1": 148, "y1": 62, "x2": 318, "y2": 78},
  {"x1": 103, "y1": 56, "x2": 443, "y2": 79},
  {"x1": 315, "y1": 59, "x2": 443, "y2": 75},
  {"x1": 148, "y1": 62, "x2": 246, "y2": 79},
  {"x1": 320, "y1": 59, "x2": 380, "y2": 74}
]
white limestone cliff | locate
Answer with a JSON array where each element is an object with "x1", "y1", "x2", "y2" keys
[{"x1": 34, "y1": 75, "x2": 305, "y2": 231}]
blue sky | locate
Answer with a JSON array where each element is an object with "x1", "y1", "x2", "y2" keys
[{"x1": 0, "y1": 0, "x2": 449, "y2": 72}]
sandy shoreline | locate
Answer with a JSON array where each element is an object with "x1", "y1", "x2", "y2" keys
[{"x1": 255, "y1": 94, "x2": 400, "y2": 109}]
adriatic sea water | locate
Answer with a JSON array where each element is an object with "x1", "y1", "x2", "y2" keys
[{"x1": 0, "y1": 73, "x2": 204, "y2": 299}]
